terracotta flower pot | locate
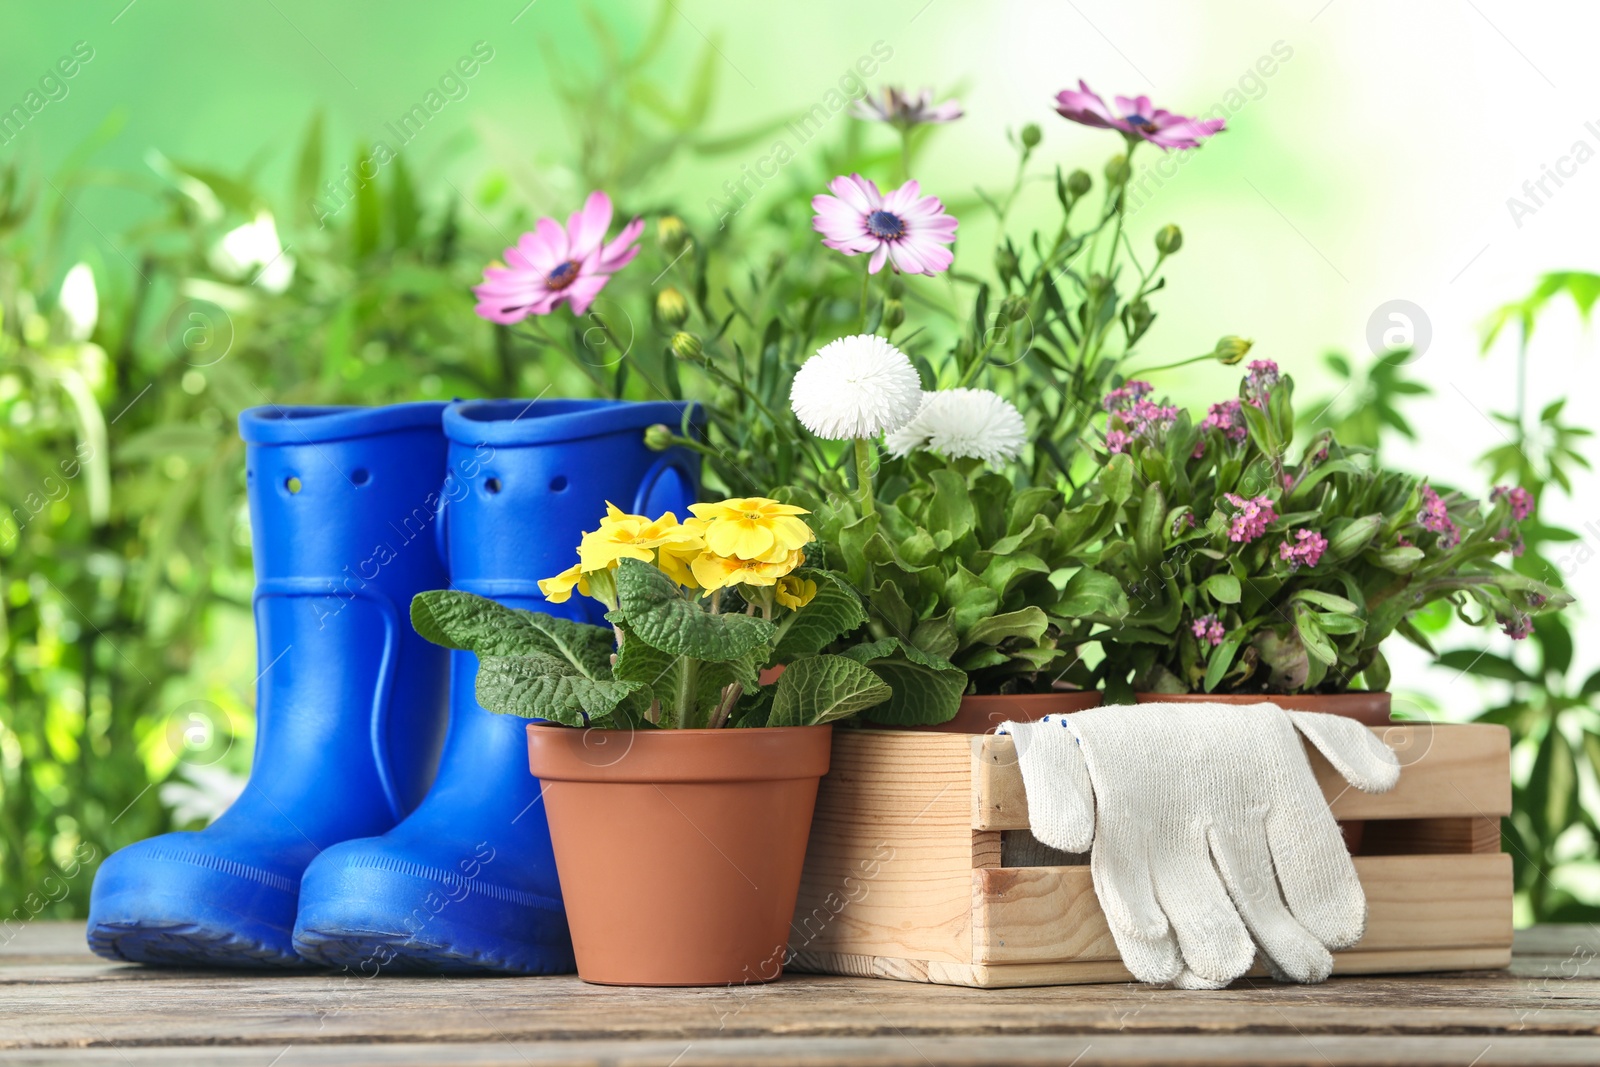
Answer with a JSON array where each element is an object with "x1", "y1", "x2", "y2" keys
[
  {"x1": 1133, "y1": 690, "x2": 1392, "y2": 852},
  {"x1": 526, "y1": 723, "x2": 832, "y2": 986},
  {"x1": 900, "y1": 690, "x2": 1103, "y2": 734}
]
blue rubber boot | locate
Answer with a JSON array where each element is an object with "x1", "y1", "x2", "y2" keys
[
  {"x1": 87, "y1": 403, "x2": 452, "y2": 967},
  {"x1": 292, "y1": 399, "x2": 700, "y2": 974}
]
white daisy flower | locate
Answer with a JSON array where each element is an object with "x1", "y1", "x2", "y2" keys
[
  {"x1": 885, "y1": 388, "x2": 1028, "y2": 465},
  {"x1": 58, "y1": 263, "x2": 98, "y2": 341},
  {"x1": 789, "y1": 334, "x2": 923, "y2": 440}
]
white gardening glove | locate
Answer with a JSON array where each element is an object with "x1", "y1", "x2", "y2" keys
[{"x1": 1005, "y1": 703, "x2": 1399, "y2": 989}]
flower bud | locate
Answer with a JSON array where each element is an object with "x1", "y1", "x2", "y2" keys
[
  {"x1": 1066, "y1": 169, "x2": 1092, "y2": 198},
  {"x1": 1103, "y1": 154, "x2": 1131, "y2": 186},
  {"x1": 995, "y1": 244, "x2": 1020, "y2": 280},
  {"x1": 1001, "y1": 295, "x2": 1030, "y2": 323},
  {"x1": 655, "y1": 286, "x2": 689, "y2": 326},
  {"x1": 1020, "y1": 123, "x2": 1042, "y2": 148},
  {"x1": 657, "y1": 215, "x2": 690, "y2": 255},
  {"x1": 1155, "y1": 224, "x2": 1183, "y2": 256},
  {"x1": 1213, "y1": 336, "x2": 1253, "y2": 365},
  {"x1": 643, "y1": 423, "x2": 676, "y2": 452},
  {"x1": 669, "y1": 331, "x2": 703, "y2": 361},
  {"x1": 883, "y1": 299, "x2": 906, "y2": 330}
]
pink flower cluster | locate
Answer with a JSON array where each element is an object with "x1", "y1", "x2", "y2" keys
[
  {"x1": 1102, "y1": 380, "x2": 1179, "y2": 454},
  {"x1": 1191, "y1": 613, "x2": 1226, "y2": 647},
  {"x1": 1279, "y1": 528, "x2": 1328, "y2": 570},
  {"x1": 1492, "y1": 527, "x2": 1526, "y2": 557},
  {"x1": 1223, "y1": 493, "x2": 1276, "y2": 543},
  {"x1": 1193, "y1": 399, "x2": 1247, "y2": 459},
  {"x1": 1244, "y1": 359, "x2": 1279, "y2": 407},
  {"x1": 1491, "y1": 485, "x2": 1535, "y2": 522},
  {"x1": 1499, "y1": 613, "x2": 1533, "y2": 640},
  {"x1": 1417, "y1": 485, "x2": 1460, "y2": 549}
]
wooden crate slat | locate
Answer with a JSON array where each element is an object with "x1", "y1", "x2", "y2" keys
[
  {"x1": 972, "y1": 723, "x2": 1511, "y2": 832},
  {"x1": 792, "y1": 943, "x2": 1515, "y2": 989},
  {"x1": 791, "y1": 731, "x2": 977, "y2": 964},
  {"x1": 972, "y1": 853, "x2": 1512, "y2": 965}
]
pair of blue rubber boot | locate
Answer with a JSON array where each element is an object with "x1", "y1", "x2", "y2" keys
[{"x1": 86, "y1": 398, "x2": 698, "y2": 972}]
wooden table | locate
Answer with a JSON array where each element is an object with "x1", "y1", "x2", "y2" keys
[{"x1": 2, "y1": 923, "x2": 1598, "y2": 1065}]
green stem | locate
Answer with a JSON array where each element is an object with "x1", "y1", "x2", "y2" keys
[
  {"x1": 853, "y1": 437, "x2": 877, "y2": 518},
  {"x1": 678, "y1": 656, "x2": 700, "y2": 730},
  {"x1": 859, "y1": 259, "x2": 872, "y2": 331},
  {"x1": 899, "y1": 128, "x2": 913, "y2": 183}
]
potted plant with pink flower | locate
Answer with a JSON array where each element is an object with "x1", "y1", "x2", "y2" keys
[{"x1": 1092, "y1": 361, "x2": 1570, "y2": 719}]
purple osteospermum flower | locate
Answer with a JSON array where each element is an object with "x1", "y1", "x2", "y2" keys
[
  {"x1": 1191, "y1": 613, "x2": 1226, "y2": 647},
  {"x1": 1491, "y1": 485, "x2": 1535, "y2": 522},
  {"x1": 1053, "y1": 81, "x2": 1226, "y2": 150},
  {"x1": 812, "y1": 174, "x2": 958, "y2": 276},
  {"x1": 1417, "y1": 485, "x2": 1460, "y2": 549},
  {"x1": 853, "y1": 86, "x2": 963, "y2": 128},
  {"x1": 1279, "y1": 528, "x2": 1328, "y2": 570},
  {"x1": 1223, "y1": 493, "x2": 1276, "y2": 544},
  {"x1": 473, "y1": 191, "x2": 643, "y2": 323}
]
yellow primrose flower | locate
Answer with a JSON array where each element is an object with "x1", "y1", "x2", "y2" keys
[
  {"x1": 687, "y1": 497, "x2": 814, "y2": 563},
  {"x1": 537, "y1": 563, "x2": 589, "y2": 604},
  {"x1": 576, "y1": 505, "x2": 695, "y2": 571},
  {"x1": 656, "y1": 534, "x2": 707, "y2": 590},
  {"x1": 775, "y1": 574, "x2": 818, "y2": 610},
  {"x1": 689, "y1": 547, "x2": 805, "y2": 591}
]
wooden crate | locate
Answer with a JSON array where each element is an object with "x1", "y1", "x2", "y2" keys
[{"x1": 788, "y1": 723, "x2": 1513, "y2": 988}]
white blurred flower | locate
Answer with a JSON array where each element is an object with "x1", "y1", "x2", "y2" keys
[
  {"x1": 886, "y1": 387, "x2": 1028, "y2": 465},
  {"x1": 158, "y1": 763, "x2": 247, "y2": 827},
  {"x1": 214, "y1": 211, "x2": 294, "y2": 293},
  {"x1": 789, "y1": 334, "x2": 922, "y2": 440},
  {"x1": 58, "y1": 263, "x2": 98, "y2": 341}
]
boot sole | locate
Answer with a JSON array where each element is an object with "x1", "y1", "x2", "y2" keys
[
  {"x1": 87, "y1": 918, "x2": 306, "y2": 969},
  {"x1": 294, "y1": 925, "x2": 573, "y2": 976}
]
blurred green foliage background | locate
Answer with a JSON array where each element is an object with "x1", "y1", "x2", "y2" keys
[{"x1": 2, "y1": 1, "x2": 1596, "y2": 927}]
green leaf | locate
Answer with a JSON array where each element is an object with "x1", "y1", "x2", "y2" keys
[
  {"x1": 768, "y1": 654, "x2": 893, "y2": 727},
  {"x1": 1203, "y1": 633, "x2": 1243, "y2": 692},
  {"x1": 771, "y1": 569, "x2": 867, "y2": 661},
  {"x1": 1290, "y1": 589, "x2": 1359, "y2": 615},
  {"x1": 613, "y1": 558, "x2": 774, "y2": 662},
  {"x1": 475, "y1": 653, "x2": 644, "y2": 725},
  {"x1": 411, "y1": 590, "x2": 614, "y2": 677},
  {"x1": 1054, "y1": 567, "x2": 1127, "y2": 619},
  {"x1": 1375, "y1": 546, "x2": 1426, "y2": 573},
  {"x1": 964, "y1": 607, "x2": 1050, "y2": 648},
  {"x1": 840, "y1": 638, "x2": 967, "y2": 725},
  {"x1": 1435, "y1": 649, "x2": 1534, "y2": 684},
  {"x1": 613, "y1": 629, "x2": 760, "y2": 729},
  {"x1": 926, "y1": 469, "x2": 976, "y2": 543},
  {"x1": 1324, "y1": 514, "x2": 1382, "y2": 563},
  {"x1": 1099, "y1": 452, "x2": 1134, "y2": 506},
  {"x1": 1204, "y1": 573, "x2": 1242, "y2": 605}
]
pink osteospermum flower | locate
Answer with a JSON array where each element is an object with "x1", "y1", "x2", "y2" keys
[
  {"x1": 473, "y1": 191, "x2": 643, "y2": 323},
  {"x1": 1491, "y1": 485, "x2": 1535, "y2": 522},
  {"x1": 1191, "y1": 613, "x2": 1226, "y2": 647},
  {"x1": 812, "y1": 174, "x2": 957, "y2": 276},
  {"x1": 1223, "y1": 492, "x2": 1276, "y2": 544},
  {"x1": 1279, "y1": 528, "x2": 1328, "y2": 571},
  {"x1": 853, "y1": 86, "x2": 963, "y2": 128},
  {"x1": 1053, "y1": 80, "x2": 1226, "y2": 150}
]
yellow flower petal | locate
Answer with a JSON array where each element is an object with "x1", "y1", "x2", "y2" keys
[
  {"x1": 775, "y1": 575, "x2": 817, "y2": 610},
  {"x1": 538, "y1": 563, "x2": 585, "y2": 604}
]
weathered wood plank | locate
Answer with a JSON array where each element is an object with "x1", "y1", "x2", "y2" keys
[{"x1": 973, "y1": 724, "x2": 1512, "y2": 831}]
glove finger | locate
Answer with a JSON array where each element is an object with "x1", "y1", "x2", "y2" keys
[
  {"x1": 1008, "y1": 716, "x2": 1095, "y2": 853},
  {"x1": 1288, "y1": 711, "x2": 1400, "y2": 793},
  {"x1": 1088, "y1": 819, "x2": 1168, "y2": 941},
  {"x1": 1150, "y1": 844, "x2": 1255, "y2": 987},
  {"x1": 1103, "y1": 909, "x2": 1183, "y2": 986},
  {"x1": 1208, "y1": 817, "x2": 1334, "y2": 984},
  {"x1": 1172, "y1": 967, "x2": 1231, "y2": 990},
  {"x1": 1265, "y1": 806, "x2": 1368, "y2": 950}
]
